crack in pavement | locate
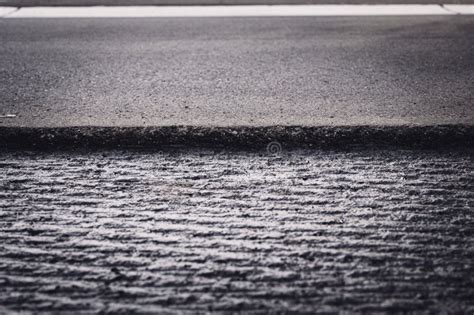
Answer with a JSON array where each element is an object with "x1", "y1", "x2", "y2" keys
[
  {"x1": 0, "y1": 6, "x2": 19, "y2": 17},
  {"x1": 439, "y1": 3, "x2": 461, "y2": 14}
]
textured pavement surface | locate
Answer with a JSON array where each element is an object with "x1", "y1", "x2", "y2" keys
[
  {"x1": 1, "y1": 149, "x2": 473, "y2": 313},
  {"x1": 1, "y1": 16, "x2": 473, "y2": 128}
]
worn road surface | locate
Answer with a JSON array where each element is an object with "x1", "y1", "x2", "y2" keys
[
  {"x1": 0, "y1": 149, "x2": 473, "y2": 313},
  {"x1": 1, "y1": 16, "x2": 473, "y2": 127}
]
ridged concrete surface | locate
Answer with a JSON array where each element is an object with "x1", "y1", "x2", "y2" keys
[{"x1": 0, "y1": 149, "x2": 473, "y2": 313}]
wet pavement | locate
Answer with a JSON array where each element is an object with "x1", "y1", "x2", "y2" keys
[{"x1": 0, "y1": 149, "x2": 473, "y2": 313}]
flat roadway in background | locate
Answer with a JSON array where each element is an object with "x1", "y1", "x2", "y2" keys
[{"x1": 1, "y1": 14, "x2": 473, "y2": 128}]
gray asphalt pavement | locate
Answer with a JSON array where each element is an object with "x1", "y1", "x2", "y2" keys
[
  {"x1": 1, "y1": 16, "x2": 473, "y2": 128},
  {"x1": 1, "y1": 149, "x2": 473, "y2": 313}
]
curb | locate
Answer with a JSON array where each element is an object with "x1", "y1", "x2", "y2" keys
[
  {"x1": 1, "y1": 4, "x2": 473, "y2": 18},
  {"x1": 0, "y1": 125, "x2": 472, "y2": 150},
  {"x1": 1, "y1": 1, "x2": 473, "y2": 6}
]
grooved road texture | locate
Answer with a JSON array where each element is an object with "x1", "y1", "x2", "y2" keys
[{"x1": 0, "y1": 150, "x2": 473, "y2": 313}]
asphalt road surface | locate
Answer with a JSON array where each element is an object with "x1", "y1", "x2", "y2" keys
[
  {"x1": 0, "y1": 149, "x2": 473, "y2": 313},
  {"x1": 1, "y1": 16, "x2": 473, "y2": 128}
]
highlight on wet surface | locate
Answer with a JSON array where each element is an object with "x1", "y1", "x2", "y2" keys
[{"x1": 0, "y1": 149, "x2": 473, "y2": 313}]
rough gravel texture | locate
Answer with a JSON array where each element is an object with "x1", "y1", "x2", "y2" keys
[
  {"x1": 0, "y1": 149, "x2": 473, "y2": 313},
  {"x1": 1, "y1": 125, "x2": 473, "y2": 150}
]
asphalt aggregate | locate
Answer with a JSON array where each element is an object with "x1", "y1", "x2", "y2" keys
[
  {"x1": 1, "y1": 16, "x2": 473, "y2": 127},
  {"x1": 0, "y1": 149, "x2": 473, "y2": 313}
]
